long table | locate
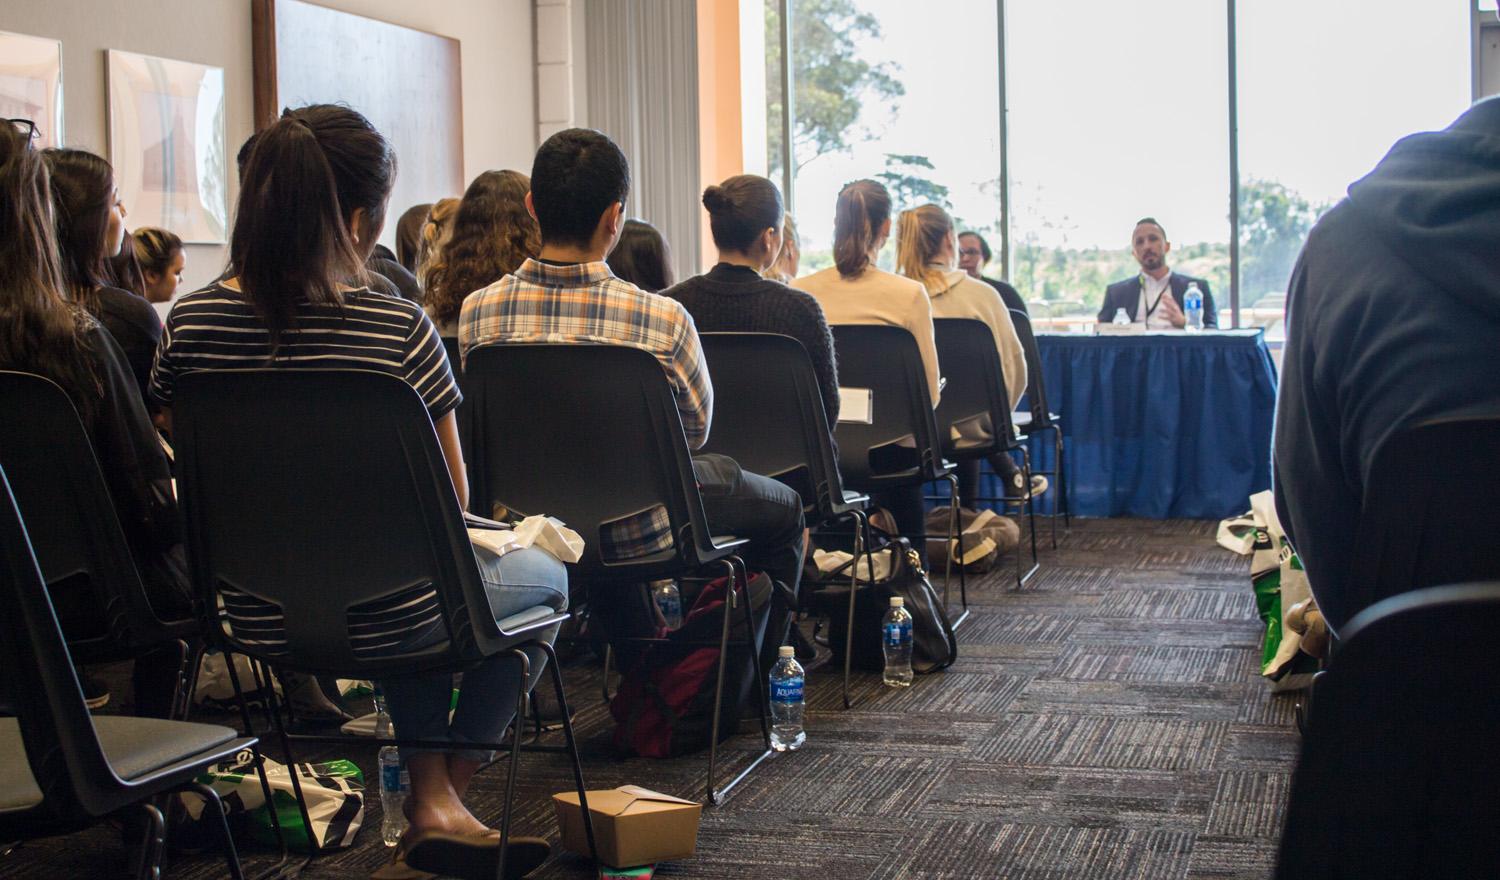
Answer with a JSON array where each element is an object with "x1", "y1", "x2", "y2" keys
[{"x1": 1024, "y1": 329, "x2": 1278, "y2": 519}]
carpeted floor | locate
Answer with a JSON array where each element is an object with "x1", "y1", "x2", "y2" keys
[{"x1": 0, "y1": 517, "x2": 1302, "y2": 879}]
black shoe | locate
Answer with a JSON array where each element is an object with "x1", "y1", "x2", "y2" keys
[
  {"x1": 788, "y1": 624, "x2": 818, "y2": 662},
  {"x1": 82, "y1": 673, "x2": 111, "y2": 710},
  {"x1": 405, "y1": 833, "x2": 550, "y2": 880}
]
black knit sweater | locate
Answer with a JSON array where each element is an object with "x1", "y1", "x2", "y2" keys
[{"x1": 663, "y1": 263, "x2": 839, "y2": 426}]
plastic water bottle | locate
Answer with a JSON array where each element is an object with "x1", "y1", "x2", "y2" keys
[
  {"x1": 1184, "y1": 283, "x2": 1204, "y2": 333},
  {"x1": 882, "y1": 597, "x2": 914, "y2": 687},
  {"x1": 650, "y1": 580, "x2": 682, "y2": 630},
  {"x1": 373, "y1": 688, "x2": 407, "y2": 846},
  {"x1": 768, "y1": 646, "x2": 806, "y2": 751},
  {"x1": 1112, "y1": 307, "x2": 1131, "y2": 325}
]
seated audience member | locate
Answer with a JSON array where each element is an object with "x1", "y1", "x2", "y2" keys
[
  {"x1": 150, "y1": 105, "x2": 564, "y2": 877},
  {"x1": 958, "y1": 230, "x2": 1029, "y2": 317},
  {"x1": 43, "y1": 148, "x2": 161, "y2": 402},
  {"x1": 108, "y1": 227, "x2": 147, "y2": 300},
  {"x1": 459, "y1": 129, "x2": 805, "y2": 674},
  {"x1": 898, "y1": 205, "x2": 1032, "y2": 501},
  {"x1": 1097, "y1": 217, "x2": 1218, "y2": 328},
  {"x1": 606, "y1": 217, "x2": 674, "y2": 292},
  {"x1": 417, "y1": 196, "x2": 462, "y2": 284},
  {"x1": 395, "y1": 202, "x2": 432, "y2": 273},
  {"x1": 132, "y1": 227, "x2": 185, "y2": 305},
  {"x1": 762, "y1": 213, "x2": 800, "y2": 283},
  {"x1": 423, "y1": 170, "x2": 538, "y2": 338},
  {"x1": 664, "y1": 175, "x2": 839, "y2": 429},
  {"x1": 368, "y1": 241, "x2": 422, "y2": 303},
  {"x1": 791, "y1": 179, "x2": 940, "y2": 546},
  {"x1": 0, "y1": 120, "x2": 188, "y2": 718},
  {"x1": 1275, "y1": 100, "x2": 1500, "y2": 633}
]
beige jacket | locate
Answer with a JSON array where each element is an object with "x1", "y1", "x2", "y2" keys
[
  {"x1": 925, "y1": 268, "x2": 1028, "y2": 409},
  {"x1": 791, "y1": 265, "x2": 942, "y2": 406}
]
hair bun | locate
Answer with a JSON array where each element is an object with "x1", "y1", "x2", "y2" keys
[{"x1": 702, "y1": 185, "x2": 730, "y2": 212}]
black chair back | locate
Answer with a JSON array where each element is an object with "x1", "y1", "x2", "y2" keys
[
  {"x1": 1009, "y1": 308, "x2": 1052, "y2": 427},
  {"x1": 1341, "y1": 415, "x2": 1500, "y2": 631},
  {"x1": 699, "y1": 332, "x2": 851, "y2": 518},
  {"x1": 1275, "y1": 582, "x2": 1500, "y2": 878},
  {"x1": 0, "y1": 464, "x2": 135, "y2": 822},
  {"x1": 463, "y1": 344, "x2": 729, "y2": 582},
  {"x1": 0, "y1": 371, "x2": 192, "y2": 659},
  {"x1": 932, "y1": 318, "x2": 1017, "y2": 460},
  {"x1": 829, "y1": 325, "x2": 948, "y2": 487},
  {"x1": 172, "y1": 369, "x2": 498, "y2": 675}
]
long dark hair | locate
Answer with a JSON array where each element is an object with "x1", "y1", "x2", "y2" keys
[
  {"x1": 607, "y1": 219, "x2": 674, "y2": 292},
  {"x1": 833, "y1": 179, "x2": 891, "y2": 278},
  {"x1": 230, "y1": 104, "x2": 395, "y2": 348},
  {"x1": 0, "y1": 125, "x2": 101, "y2": 416},
  {"x1": 42, "y1": 148, "x2": 117, "y2": 312},
  {"x1": 423, "y1": 170, "x2": 536, "y2": 326}
]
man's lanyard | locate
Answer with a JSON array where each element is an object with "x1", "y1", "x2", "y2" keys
[{"x1": 1139, "y1": 273, "x2": 1170, "y2": 320}]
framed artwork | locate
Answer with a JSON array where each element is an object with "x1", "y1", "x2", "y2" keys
[
  {"x1": 0, "y1": 30, "x2": 64, "y2": 148},
  {"x1": 107, "y1": 49, "x2": 227, "y2": 244}
]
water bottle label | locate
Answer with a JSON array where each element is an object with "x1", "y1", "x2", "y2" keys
[
  {"x1": 381, "y1": 760, "x2": 402, "y2": 793},
  {"x1": 770, "y1": 675, "x2": 803, "y2": 704},
  {"x1": 656, "y1": 595, "x2": 681, "y2": 617},
  {"x1": 885, "y1": 620, "x2": 912, "y2": 647}
]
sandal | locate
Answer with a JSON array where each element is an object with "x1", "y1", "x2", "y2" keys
[
  {"x1": 370, "y1": 842, "x2": 437, "y2": 880},
  {"x1": 405, "y1": 831, "x2": 550, "y2": 880}
]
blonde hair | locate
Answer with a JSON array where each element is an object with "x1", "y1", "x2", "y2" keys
[
  {"x1": 896, "y1": 204, "x2": 955, "y2": 294},
  {"x1": 762, "y1": 213, "x2": 799, "y2": 282},
  {"x1": 131, "y1": 226, "x2": 183, "y2": 276},
  {"x1": 416, "y1": 197, "x2": 460, "y2": 280}
]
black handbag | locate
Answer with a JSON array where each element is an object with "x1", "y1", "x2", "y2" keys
[{"x1": 811, "y1": 536, "x2": 959, "y2": 674}]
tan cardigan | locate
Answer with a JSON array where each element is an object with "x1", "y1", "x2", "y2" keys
[
  {"x1": 791, "y1": 265, "x2": 942, "y2": 406},
  {"x1": 925, "y1": 269, "x2": 1028, "y2": 410}
]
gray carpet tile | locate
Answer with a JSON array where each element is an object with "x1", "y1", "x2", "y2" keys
[{"x1": 0, "y1": 517, "x2": 1303, "y2": 879}]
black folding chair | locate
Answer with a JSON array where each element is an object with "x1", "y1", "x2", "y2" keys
[
  {"x1": 1275, "y1": 582, "x2": 1500, "y2": 879},
  {"x1": 171, "y1": 369, "x2": 595, "y2": 875},
  {"x1": 0, "y1": 463, "x2": 258, "y2": 880},
  {"x1": 0, "y1": 371, "x2": 201, "y2": 720},
  {"x1": 463, "y1": 344, "x2": 772, "y2": 805},
  {"x1": 698, "y1": 332, "x2": 873, "y2": 708},
  {"x1": 829, "y1": 324, "x2": 966, "y2": 624},
  {"x1": 1009, "y1": 308, "x2": 1068, "y2": 545},
  {"x1": 930, "y1": 319, "x2": 1040, "y2": 590}
]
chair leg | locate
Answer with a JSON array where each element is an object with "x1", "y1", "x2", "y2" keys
[
  {"x1": 221, "y1": 652, "x2": 295, "y2": 873},
  {"x1": 705, "y1": 558, "x2": 738, "y2": 805},
  {"x1": 600, "y1": 644, "x2": 614, "y2": 705},
  {"x1": 495, "y1": 648, "x2": 532, "y2": 880},
  {"x1": 1056, "y1": 426, "x2": 1071, "y2": 530},
  {"x1": 738, "y1": 556, "x2": 772, "y2": 750},
  {"x1": 944, "y1": 473, "x2": 970, "y2": 630},
  {"x1": 185, "y1": 781, "x2": 246, "y2": 880},
  {"x1": 133, "y1": 802, "x2": 166, "y2": 880},
  {"x1": 263, "y1": 667, "x2": 322, "y2": 854},
  {"x1": 175, "y1": 640, "x2": 206, "y2": 722},
  {"x1": 842, "y1": 511, "x2": 864, "y2": 710},
  {"x1": 538, "y1": 641, "x2": 597, "y2": 865}
]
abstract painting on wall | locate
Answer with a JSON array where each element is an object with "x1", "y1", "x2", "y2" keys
[
  {"x1": 0, "y1": 30, "x2": 64, "y2": 148},
  {"x1": 107, "y1": 50, "x2": 227, "y2": 243}
]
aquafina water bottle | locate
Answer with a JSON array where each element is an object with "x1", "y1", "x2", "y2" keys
[
  {"x1": 1184, "y1": 283, "x2": 1204, "y2": 333},
  {"x1": 882, "y1": 597, "x2": 914, "y2": 687},
  {"x1": 373, "y1": 687, "x2": 408, "y2": 846},
  {"x1": 768, "y1": 645, "x2": 806, "y2": 751}
]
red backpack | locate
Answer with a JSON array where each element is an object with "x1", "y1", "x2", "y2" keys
[{"x1": 609, "y1": 572, "x2": 772, "y2": 758}]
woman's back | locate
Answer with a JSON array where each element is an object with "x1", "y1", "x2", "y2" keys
[{"x1": 792, "y1": 265, "x2": 941, "y2": 404}]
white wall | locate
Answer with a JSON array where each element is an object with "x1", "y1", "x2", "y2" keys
[{"x1": 0, "y1": 0, "x2": 536, "y2": 294}]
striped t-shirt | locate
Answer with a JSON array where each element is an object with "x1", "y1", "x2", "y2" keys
[{"x1": 150, "y1": 282, "x2": 462, "y2": 657}]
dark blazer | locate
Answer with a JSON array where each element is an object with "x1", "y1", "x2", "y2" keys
[{"x1": 1097, "y1": 272, "x2": 1218, "y2": 327}]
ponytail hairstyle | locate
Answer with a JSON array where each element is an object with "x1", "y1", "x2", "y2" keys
[
  {"x1": 41, "y1": 148, "x2": 117, "y2": 313},
  {"x1": 896, "y1": 203, "x2": 956, "y2": 295},
  {"x1": 132, "y1": 226, "x2": 183, "y2": 278},
  {"x1": 702, "y1": 174, "x2": 783, "y2": 255},
  {"x1": 230, "y1": 104, "x2": 395, "y2": 348},
  {"x1": 0, "y1": 123, "x2": 101, "y2": 418},
  {"x1": 424, "y1": 170, "x2": 537, "y2": 326},
  {"x1": 832, "y1": 178, "x2": 891, "y2": 278}
]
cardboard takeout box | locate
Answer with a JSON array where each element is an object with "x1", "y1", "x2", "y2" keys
[{"x1": 552, "y1": 785, "x2": 702, "y2": 868}]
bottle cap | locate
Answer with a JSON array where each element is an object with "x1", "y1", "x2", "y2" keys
[
  {"x1": 890, "y1": 596, "x2": 904, "y2": 607},
  {"x1": 779, "y1": 645, "x2": 795, "y2": 658}
]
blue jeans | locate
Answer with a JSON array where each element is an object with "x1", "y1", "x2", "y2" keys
[{"x1": 378, "y1": 546, "x2": 568, "y2": 762}]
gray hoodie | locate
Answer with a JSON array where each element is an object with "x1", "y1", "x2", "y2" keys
[{"x1": 1273, "y1": 97, "x2": 1500, "y2": 631}]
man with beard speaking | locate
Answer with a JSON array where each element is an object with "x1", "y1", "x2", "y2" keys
[{"x1": 1097, "y1": 217, "x2": 1218, "y2": 328}]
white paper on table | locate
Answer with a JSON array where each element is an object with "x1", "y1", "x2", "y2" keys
[{"x1": 839, "y1": 387, "x2": 873, "y2": 424}]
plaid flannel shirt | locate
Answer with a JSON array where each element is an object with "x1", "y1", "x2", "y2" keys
[{"x1": 458, "y1": 258, "x2": 713, "y2": 561}]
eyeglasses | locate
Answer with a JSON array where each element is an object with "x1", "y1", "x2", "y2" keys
[
  {"x1": 957, "y1": 247, "x2": 984, "y2": 258},
  {"x1": 5, "y1": 119, "x2": 39, "y2": 142}
]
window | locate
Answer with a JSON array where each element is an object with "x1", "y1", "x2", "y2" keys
[{"x1": 1236, "y1": 0, "x2": 1471, "y2": 335}]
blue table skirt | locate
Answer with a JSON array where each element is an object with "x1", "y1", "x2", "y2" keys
[{"x1": 1018, "y1": 330, "x2": 1277, "y2": 519}]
